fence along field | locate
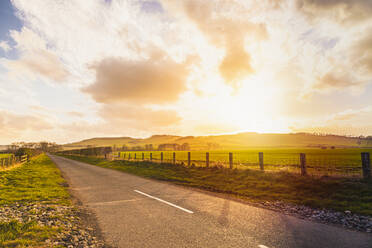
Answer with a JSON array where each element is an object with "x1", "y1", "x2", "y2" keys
[
  {"x1": 0, "y1": 153, "x2": 29, "y2": 170},
  {"x1": 114, "y1": 149, "x2": 372, "y2": 179},
  {"x1": 59, "y1": 147, "x2": 372, "y2": 179}
]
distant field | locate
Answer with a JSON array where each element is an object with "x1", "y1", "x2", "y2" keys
[{"x1": 117, "y1": 148, "x2": 372, "y2": 177}]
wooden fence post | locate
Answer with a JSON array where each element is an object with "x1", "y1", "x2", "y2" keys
[
  {"x1": 229, "y1": 152, "x2": 233, "y2": 169},
  {"x1": 173, "y1": 152, "x2": 176, "y2": 164},
  {"x1": 300, "y1": 153, "x2": 307, "y2": 176},
  {"x1": 161, "y1": 152, "x2": 163, "y2": 163},
  {"x1": 362, "y1": 152, "x2": 371, "y2": 180},
  {"x1": 259, "y1": 152, "x2": 264, "y2": 171},
  {"x1": 206, "y1": 152, "x2": 209, "y2": 167},
  {"x1": 150, "y1": 153, "x2": 152, "y2": 161},
  {"x1": 128, "y1": 153, "x2": 131, "y2": 160},
  {"x1": 188, "y1": 152, "x2": 191, "y2": 166}
]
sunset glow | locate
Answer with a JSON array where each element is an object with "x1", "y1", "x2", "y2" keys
[{"x1": 1, "y1": 0, "x2": 372, "y2": 144}]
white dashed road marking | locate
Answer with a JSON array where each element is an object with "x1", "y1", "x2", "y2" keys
[{"x1": 134, "y1": 189, "x2": 194, "y2": 214}]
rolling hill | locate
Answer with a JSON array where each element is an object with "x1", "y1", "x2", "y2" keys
[{"x1": 62, "y1": 132, "x2": 372, "y2": 151}]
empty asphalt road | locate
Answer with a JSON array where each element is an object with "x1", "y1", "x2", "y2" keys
[{"x1": 49, "y1": 155, "x2": 372, "y2": 248}]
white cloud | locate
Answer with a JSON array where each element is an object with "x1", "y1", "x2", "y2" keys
[
  {"x1": 2, "y1": 28, "x2": 69, "y2": 82},
  {"x1": 0, "y1": 41, "x2": 11, "y2": 52}
]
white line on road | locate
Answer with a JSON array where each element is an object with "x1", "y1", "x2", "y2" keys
[
  {"x1": 88, "y1": 199, "x2": 140, "y2": 206},
  {"x1": 134, "y1": 190, "x2": 194, "y2": 214}
]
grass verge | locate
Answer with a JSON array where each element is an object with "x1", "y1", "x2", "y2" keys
[
  {"x1": 62, "y1": 155, "x2": 372, "y2": 216},
  {"x1": 0, "y1": 154, "x2": 70, "y2": 247}
]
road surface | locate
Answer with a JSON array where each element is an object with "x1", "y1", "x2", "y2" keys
[{"x1": 49, "y1": 155, "x2": 372, "y2": 248}]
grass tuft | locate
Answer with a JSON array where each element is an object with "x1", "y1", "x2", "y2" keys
[{"x1": 0, "y1": 220, "x2": 58, "y2": 247}]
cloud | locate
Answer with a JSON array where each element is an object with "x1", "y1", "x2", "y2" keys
[
  {"x1": 351, "y1": 29, "x2": 372, "y2": 74},
  {"x1": 314, "y1": 72, "x2": 362, "y2": 90},
  {"x1": 0, "y1": 110, "x2": 53, "y2": 141},
  {"x1": 296, "y1": 0, "x2": 372, "y2": 23},
  {"x1": 304, "y1": 26, "x2": 372, "y2": 95},
  {"x1": 160, "y1": 0, "x2": 267, "y2": 87},
  {"x1": 57, "y1": 103, "x2": 182, "y2": 142},
  {"x1": 100, "y1": 103, "x2": 181, "y2": 128},
  {"x1": 218, "y1": 36, "x2": 253, "y2": 86},
  {"x1": 0, "y1": 41, "x2": 11, "y2": 52},
  {"x1": 332, "y1": 106, "x2": 372, "y2": 121},
  {"x1": 67, "y1": 111, "x2": 84, "y2": 118},
  {"x1": 3, "y1": 28, "x2": 69, "y2": 82},
  {"x1": 7, "y1": 50, "x2": 69, "y2": 82},
  {"x1": 83, "y1": 55, "x2": 189, "y2": 104}
]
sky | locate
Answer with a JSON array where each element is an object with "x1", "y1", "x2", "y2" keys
[{"x1": 0, "y1": 0, "x2": 372, "y2": 144}]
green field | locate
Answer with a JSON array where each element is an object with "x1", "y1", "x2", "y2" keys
[{"x1": 117, "y1": 148, "x2": 372, "y2": 177}]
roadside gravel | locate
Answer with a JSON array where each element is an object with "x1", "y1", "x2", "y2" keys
[
  {"x1": 253, "y1": 200, "x2": 372, "y2": 233},
  {"x1": 0, "y1": 202, "x2": 106, "y2": 247}
]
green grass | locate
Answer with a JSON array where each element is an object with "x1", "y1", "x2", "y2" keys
[
  {"x1": 63, "y1": 154, "x2": 372, "y2": 216},
  {"x1": 0, "y1": 221, "x2": 59, "y2": 247},
  {"x1": 117, "y1": 148, "x2": 372, "y2": 177},
  {"x1": 0, "y1": 153, "x2": 14, "y2": 158},
  {"x1": 0, "y1": 154, "x2": 71, "y2": 247},
  {"x1": 0, "y1": 154, "x2": 70, "y2": 205}
]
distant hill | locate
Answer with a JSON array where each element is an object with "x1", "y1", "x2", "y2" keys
[{"x1": 62, "y1": 132, "x2": 372, "y2": 150}]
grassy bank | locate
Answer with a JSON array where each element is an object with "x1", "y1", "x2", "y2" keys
[
  {"x1": 63, "y1": 154, "x2": 372, "y2": 216},
  {"x1": 0, "y1": 154, "x2": 70, "y2": 247}
]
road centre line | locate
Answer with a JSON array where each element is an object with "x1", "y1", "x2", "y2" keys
[{"x1": 134, "y1": 190, "x2": 194, "y2": 214}]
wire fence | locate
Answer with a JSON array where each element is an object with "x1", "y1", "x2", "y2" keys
[
  {"x1": 112, "y1": 151, "x2": 371, "y2": 179},
  {"x1": 58, "y1": 147, "x2": 371, "y2": 179}
]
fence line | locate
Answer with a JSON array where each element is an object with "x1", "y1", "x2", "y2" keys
[
  {"x1": 111, "y1": 151, "x2": 371, "y2": 179},
  {"x1": 58, "y1": 148, "x2": 371, "y2": 179},
  {"x1": 0, "y1": 154, "x2": 29, "y2": 170}
]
